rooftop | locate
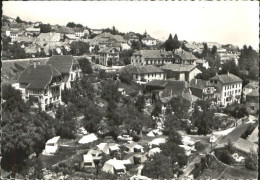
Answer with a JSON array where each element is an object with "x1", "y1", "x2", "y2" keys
[
  {"x1": 189, "y1": 79, "x2": 214, "y2": 89},
  {"x1": 247, "y1": 90, "x2": 259, "y2": 97},
  {"x1": 133, "y1": 50, "x2": 173, "y2": 59},
  {"x1": 210, "y1": 73, "x2": 243, "y2": 84},
  {"x1": 174, "y1": 49, "x2": 197, "y2": 60},
  {"x1": 161, "y1": 64, "x2": 198, "y2": 72}
]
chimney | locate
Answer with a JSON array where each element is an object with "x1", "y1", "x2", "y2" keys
[
  {"x1": 227, "y1": 71, "x2": 230, "y2": 76},
  {"x1": 33, "y1": 61, "x2": 37, "y2": 69}
]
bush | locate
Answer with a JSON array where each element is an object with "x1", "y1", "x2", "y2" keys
[
  {"x1": 245, "y1": 153, "x2": 257, "y2": 170},
  {"x1": 215, "y1": 149, "x2": 233, "y2": 165},
  {"x1": 195, "y1": 141, "x2": 206, "y2": 151}
]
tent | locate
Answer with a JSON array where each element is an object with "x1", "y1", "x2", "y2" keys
[
  {"x1": 97, "y1": 143, "x2": 120, "y2": 154},
  {"x1": 45, "y1": 136, "x2": 60, "y2": 154},
  {"x1": 87, "y1": 149, "x2": 103, "y2": 161},
  {"x1": 83, "y1": 154, "x2": 95, "y2": 167},
  {"x1": 148, "y1": 138, "x2": 166, "y2": 148},
  {"x1": 179, "y1": 145, "x2": 191, "y2": 156},
  {"x1": 78, "y1": 133, "x2": 98, "y2": 144},
  {"x1": 124, "y1": 143, "x2": 144, "y2": 153},
  {"x1": 147, "y1": 129, "x2": 163, "y2": 137},
  {"x1": 148, "y1": 147, "x2": 161, "y2": 157},
  {"x1": 130, "y1": 175, "x2": 151, "y2": 180},
  {"x1": 102, "y1": 158, "x2": 126, "y2": 174}
]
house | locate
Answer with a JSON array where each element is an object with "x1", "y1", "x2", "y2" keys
[
  {"x1": 161, "y1": 64, "x2": 202, "y2": 82},
  {"x1": 10, "y1": 29, "x2": 19, "y2": 42},
  {"x1": 44, "y1": 136, "x2": 60, "y2": 154},
  {"x1": 142, "y1": 35, "x2": 157, "y2": 46},
  {"x1": 159, "y1": 80, "x2": 193, "y2": 107},
  {"x1": 24, "y1": 45, "x2": 39, "y2": 58},
  {"x1": 189, "y1": 79, "x2": 218, "y2": 102},
  {"x1": 242, "y1": 82, "x2": 259, "y2": 102},
  {"x1": 174, "y1": 48, "x2": 197, "y2": 65},
  {"x1": 78, "y1": 133, "x2": 98, "y2": 144},
  {"x1": 124, "y1": 32, "x2": 139, "y2": 44},
  {"x1": 129, "y1": 65, "x2": 166, "y2": 83},
  {"x1": 209, "y1": 72, "x2": 243, "y2": 106},
  {"x1": 74, "y1": 28, "x2": 85, "y2": 38},
  {"x1": 131, "y1": 50, "x2": 174, "y2": 66},
  {"x1": 98, "y1": 46, "x2": 120, "y2": 66},
  {"x1": 102, "y1": 158, "x2": 126, "y2": 175},
  {"x1": 196, "y1": 59, "x2": 210, "y2": 69},
  {"x1": 16, "y1": 36, "x2": 36, "y2": 44},
  {"x1": 35, "y1": 32, "x2": 61, "y2": 43},
  {"x1": 25, "y1": 27, "x2": 41, "y2": 36},
  {"x1": 207, "y1": 42, "x2": 222, "y2": 50},
  {"x1": 46, "y1": 55, "x2": 81, "y2": 90},
  {"x1": 17, "y1": 62, "x2": 62, "y2": 111},
  {"x1": 245, "y1": 90, "x2": 259, "y2": 115},
  {"x1": 64, "y1": 34, "x2": 79, "y2": 43},
  {"x1": 56, "y1": 26, "x2": 75, "y2": 41}
]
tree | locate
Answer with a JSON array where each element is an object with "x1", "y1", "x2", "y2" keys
[
  {"x1": 70, "y1": 41, "x2": 90, "y2": 55},
  {"x1": 220, "y1": 60, "x2": 239, "y2": 76},
  {"x1": 99, "y1": 69, "x2": 107, "y2": 79},
  {"x1": 151, "y1": 101, "x2": 162, "y2": 117},
  {"x1": 164, "y1": 34, "x2": 174, "y2": 51},
  {"x1": 131, "y1": 41, "x2": 142, "y2": 50},
  {"x1": 78, "y1": 58, "x2": 93, "y2": 75},
  {"x1": 172, "y1": 34, "x2": 181, "y2": 51},
  {"x1": 170, "y1": 96, "x2": 191, "y2": 120},
  {"x1": 76, "y1": 24, "x2": 83, "y2": 28},
  {"x1": 224, "y1": 103, "x2": 248, "y2": 119},
  {"x1": 16, "y1": 16, "x2": 23, "y2": 23},
  {"x1": 101, "y1": 80, "x2": 120, "y2": 103},
  {"x1": 142, "y1": 154, "x2": 173, "y2": 179},
  {"x1": 66, "y1": 22, "x2": 76, "y2": 28},
  {"x1": 135, "y1": 95, "x2": 145, "y2": 112},
  {"x1": 202, "y1": 43, "x2": 209, "y2": 58},
  {"x1": 245, "y1": 151, "x2": 257, "y2": 170},
  {"x1": 211, "y1": 45, "x2": 217, "y2": 55},
  {"x1": 83, "y1": 104, "x2": 103, "y2": 133},
  {"x1": 39, "y1": 24, "x2": 52, "y2": 33},
  {"x1": 195, "y1": 68, "x2": 217, "y2": 80},
  {"x1": 119, "y1": 69, "x2": 132, "y2": 84},
  {"x1": 119, "y1": 49, "x2": 134, "y2": 65},
  {"x1": 93, "y1": 45, "x2": 100, "y2": 53},
  {"x1": 3, "y1": 36, "x2": 11, "y2": 51}
]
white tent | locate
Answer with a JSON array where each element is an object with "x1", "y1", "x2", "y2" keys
[
  {"x1": 102, "y1": 158, "x2": 126, "y2": 174},
  {"x1": 78, "y1": 133, "x2": 98, "y2": 144},
  {"x1": 148, "y1": 147, "x2": 161, "y2": 157},
  {"x1": 147, "y1": 131, "x2": 155, "y2": 137},
  {"x1": 97, "y1": 143, "x2": 120, "y2": 154},
  {"x1": 148, "y1": 138, "x2": 166, "y2": 147},
  {"x1": 83, "y1": 154, "x2": 95, "y2": 167}
]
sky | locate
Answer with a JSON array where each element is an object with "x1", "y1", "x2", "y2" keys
[{"x1": 3, "y1": 1, "x2": 259, "y2": 49}]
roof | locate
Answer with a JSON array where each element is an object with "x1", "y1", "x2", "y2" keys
[
  {"x1": 174, "y1": 49, "x2": 197, "y2": 60},
  {"x1": 233, "y1": 138, "x2": 258, "y2": 154},
  {"x1": 189, "y1": 79, "x2": 214, "y2": 90},
  {"x1": 244, "y1": 82, "x2": 259, "y2": 90},
  {"x1": 98, "y1": 46, "x2": 119, "y2": 53},
  {"x1": 160, "y1": 80, "x2": 189, "y2": 98},
  {"x1": 161, "y1": 64, "x2": 198, "y2": 72},
  {"x1": 25, "y1": 27, "x2": 40, "y2": 32},
  {"x1": 210, "y1": 73, "x2": 243, "y2": 84},
  {"x1": 56, "y1": 26, "x2": 75, "y2": 34},
  {"x1": 36, "y1": 32, "x2": 61, "y2": 43},
  {"x1": 25, "y1": 46, "x2": 38, "y2": 54},
  {"x1": 46, "y1": 136, "x2": 60, "y2": 144},
  {"x1": 46, "y1": 55, "x2": 79, "y2": 74},
  {"x1": 145, "y1": 80, "x2": 168, "y2": 88},
  {"x1": 16, "y1": 36, "x2": 36, "y2": 43},
  {"x1": 133, "y1": 50, "x2": 173, "y2": 59},
  {"x1": 247, "y1": 90, "x2": 259, "y2": 97},
  {"x1": 18, "y1": 64, "x2": 61, "y2": 90},
  {"x1": 142, "y1": 35, "x2": 156, "y2": 41},
  {"x1": 129, "y1": 65, "x2": 164, "y2": 74},
  {"x1": 78, "y1": 133, "x2": 98, "y2": 144},
  {"x1": 83, "y1": 154, "x2": 94, "y2": 162}
]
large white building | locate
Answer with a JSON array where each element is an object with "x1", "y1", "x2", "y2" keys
[
  {"x1": 141, "y1": 35, "x2": 157, "y2": 46},
  {"x1": 209, "y1": 72, "x2": 243, "y2": 106}
]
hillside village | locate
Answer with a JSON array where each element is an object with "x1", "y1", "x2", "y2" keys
[{"x1": 1, "y1": 14, "x2": 259, "y2": 179}]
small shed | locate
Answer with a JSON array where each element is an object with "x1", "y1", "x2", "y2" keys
[{"x1": 45, "y1": 136, "x2": 60, "y2": 154}]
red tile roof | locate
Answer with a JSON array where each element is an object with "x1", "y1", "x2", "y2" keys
[
  {"x1": 18, "y1": 64, "x2": 61, "y2": 90},
  {"x1": 210, "y1": 73, "x2": 243, "y2": 84},
  {"x1": 46, "y1": 55, "x2": 79, "y2": 74}
]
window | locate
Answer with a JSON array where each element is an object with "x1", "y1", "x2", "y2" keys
[
  {"x1": 136, "y1": 75, "x2": 138, "y2": 79},
  {"x1": 45, "y1": 99, "x2": 47, "y2": 104},
  {"x1": 251, "y1": 106, "x2": 255, "y2": 110},
  {"x1": 235, "y1": 90, "x2": 237, "y2": 93},
  {"x1": 148, "y1": 74, "x2": 150, "y2": 78},
  {"x1": 50, "y1": 98, "x2": 52, "y2": 102},
  {"x1": 224, "y1": 92, "x2": 226, "y2": 96}
]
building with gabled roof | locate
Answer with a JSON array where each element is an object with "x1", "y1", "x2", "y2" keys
[
  {"x1": 46, "y1": 55, "x2": 81, "y2": 90},
  {"x1": 17, "y1": 62, "x2": 63, "y2": 111},
  {"x1": 174, "y1": 48, "x2": 197, "y2": 65},
  {"x1": 141, "y1": 35, "x2": 157, "y2": 46},
  {"x1": 161, "y1": 64, "x2": 201, "y2": 82},
  {"x1": 131, "y1": 50, "x2": 174, "y2": 66},
  {"x1": 128, "y1": 65, "x2": 165, "y2": 83},
  {"x1": 209, "y1": 72, "x2": 243, "y2": 106},
  {"x1": 98, "y1": 46, "x2": 120, "y2": 66}
]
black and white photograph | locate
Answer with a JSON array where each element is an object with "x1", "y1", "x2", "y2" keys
[{"x1": 1, "y1": 1, "x2": 259, "y2": 179}]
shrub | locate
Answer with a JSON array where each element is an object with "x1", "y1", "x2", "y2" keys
[
  {"x1": 245, "y1": 153, "x2": 257, "y2": 170},
  {"x1": 195, "y1": 141, "x2": 206, "y2": 151},
  {"x1": 215, "y1": 149, "x2": 233, "y2": 165}
]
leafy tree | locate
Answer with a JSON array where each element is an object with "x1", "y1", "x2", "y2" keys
[
  {"x1": 16, "y1": 16, "x2": 23, "y2": 23},
  {"x1": 211, "y1": 45, "x2": 218, "y2": 55},
  {"x1": 131, "y1": 41, "x2": 142, "y2": 50},
  {"x1": 220, "y1": 59, "x2": 239, "y2": 76},
  {"x1": 142, "y1": 153, "x2": 173, "y2": 179},
  {"x1": 119, "y1": 69, "x2": 132, "y2": 84},
  {"x1": 101, "y1": 80, "x2": 120, "y2": 103},
  {"x1": 135, "y1": 95, "x2": 145, "y2": 112},
  {"x1": 172, "y1": 34, "x2": 181, "y2": 51},
  {"x1": 78, "y1": 58, "x2": 93, "y2": 75},
  {"x1": 151, "y1": 101, "x2": 162, "y2": 117},
  {"x1": 170, "y1": 96, "x2": 191, "y2": 120},
  {"x1": 202, "y1": 43, "x2": 209, "y2": 58},
  {"x1": 99, "y1": 69, "x2": 107, "y2": 79},
  {"x1": 164, "y1": 34, "x2": 174, "y2": 51},
  {"x1": 39, "y1": 24, "x2": 52, "y2": 33},
  {"x1": 119, "y1": 49, "x2": 134, "y2": 65},
  {"x1": 66, "y1": 22, "x2": 76, "y2": 28},
  {"x1": 3, "y1": 36, "x2": 11, "y2": 51},
  {"x1": 248, "y1": 66, "x2": 259, "y2": 80},
  {"x1": 239, "y1": 45, "x2": 259, "y2": 72},
  {"x1": 224, "y1": 103, "x2": 248, "y2": 119},
  {"x1": 245, "y1": 151, "x2": 257, "y2": 170},
  {"x1": 195, "y1": 68, "x2": 217, "y2": 80},
  {"x1": 70, "y1": 41, "x2": 90, "y2": 55},
  {"x1": 76, "y1": 24, "x2": 83, "y2": 28},
  {"x1": 163, "y1": 114, "x2": 182, "y2": 135},
  {"x1": 83, "y1": 104, "x2": 103, "y2": 133}
]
